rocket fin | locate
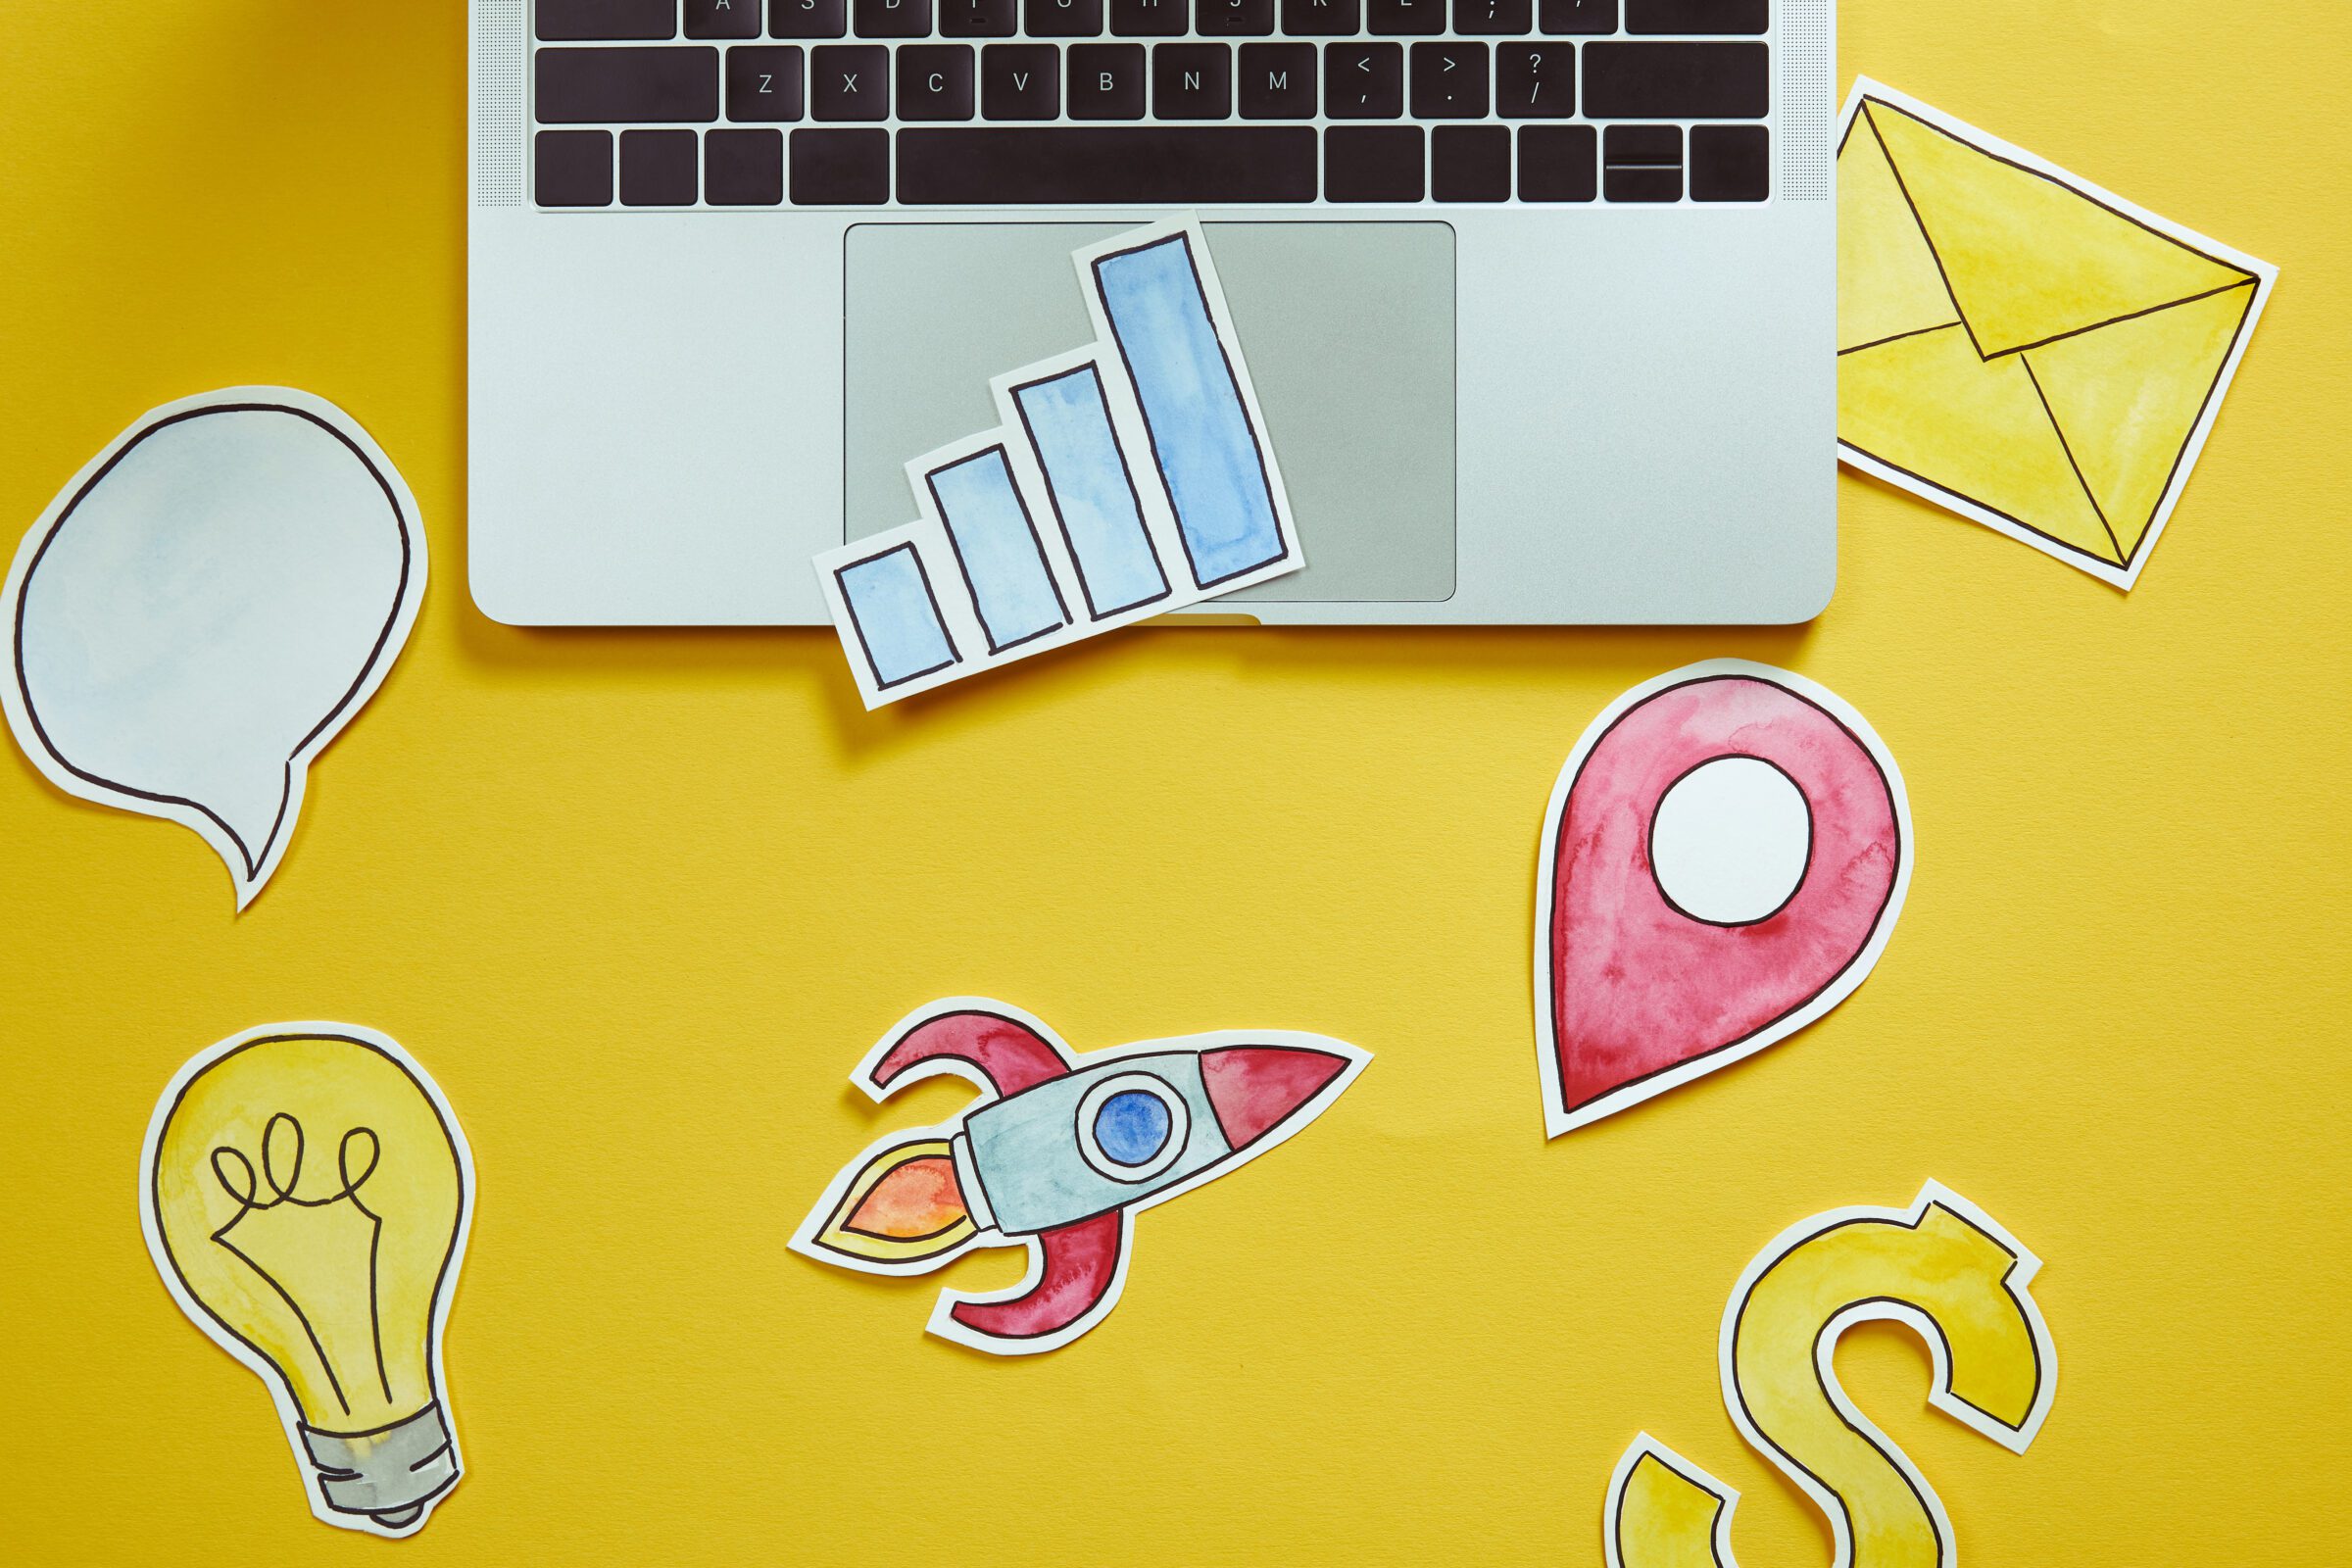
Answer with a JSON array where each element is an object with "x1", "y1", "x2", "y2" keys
[
  {"x1": 934, "y1": 1211, "x2": 1129, "y2": 1353},
  {"x1": 869, "y1": 1009, "x2": 1073, "y2": 1100}
]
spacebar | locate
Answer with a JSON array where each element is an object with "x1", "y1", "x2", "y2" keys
[{"x1": 896, "y1": 128, "x2": 1320, "y2": 206}]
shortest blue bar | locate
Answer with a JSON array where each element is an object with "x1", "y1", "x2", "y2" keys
[{"x1": 837, "y1": 543, "x2": 957, "y2": 690}]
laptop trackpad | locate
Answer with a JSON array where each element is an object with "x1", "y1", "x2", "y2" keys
[{"x1": 844, "y1": 221, "x2": 1455, "y2": 605}]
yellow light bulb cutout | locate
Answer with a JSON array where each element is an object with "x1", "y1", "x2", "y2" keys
[{"x1": 142, "y1": 1027, "x2": 472, "y2": 1538}]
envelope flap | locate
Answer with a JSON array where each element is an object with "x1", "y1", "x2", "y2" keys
[
  {"x1": 1838, "y1": 108, "x2": 1962, "y2": 352},
  {"x1": 1867, "y1": 98, "x2": 2255, "y2": 359}
]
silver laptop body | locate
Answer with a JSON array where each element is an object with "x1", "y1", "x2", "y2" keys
[{"x1": 468, "y1": 0, "x2": 1835, "y2": 626}]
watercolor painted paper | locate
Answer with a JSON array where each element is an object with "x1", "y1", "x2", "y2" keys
[
  {"x1": 1604, "y1": 1183, "x2": 2057, "y2": 1568},
  {"x1": 1536, "y1": 662, "x2": 1911, "y2": 1136},
  {"x1": 1838, "y1": 78, "x2": 2276, "y2": 588},
  {"x1": 815, "y1": 216, "x2": 1301, "y2": 708},
  {"x1": 793, "y1": 999, "x2": 1366, "y2": 1355},
  {"x1": 2, "y1": 388, "x2": 425, "y2": 906},
  {"x1": 140, "y1": 1025, "x2": 472, "y2": 1538}
]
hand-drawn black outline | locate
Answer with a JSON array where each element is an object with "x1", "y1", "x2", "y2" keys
[
  {"x1": 833, "y1": 540, "x2": 962, "y2": 689},
  {"x1": 789, "y1": 999, "x2": 1369, "y2": 1356},
  {"x1": 923, "y1": 444, "x2": 1073, "y2": 654},
  {"x1": 1642, "y1": 754, "x2": 1816, "y2": 929},
  {"x1": 140, "y1": 1026, "x2": 470, "y2": 1539},
  {"x1": 1075, "y1": 1070, "x2": 1192, "y2": 1183},
  {"x1": 1008, "y1": 363, "x2": 1175, "y2": 621},
  {"x1": 11, "y1": 402, "x2": 415, "y2": 882},
  {"x1": 1091, "y1": 231, "x2": 1292, "y2": 591},
  {"x1": 1537, "y1": 665, "x2": 1908, "y2": 1134},
  {"x1": 1838, "y1": 94, "x2": 2265, "y2": 572}
]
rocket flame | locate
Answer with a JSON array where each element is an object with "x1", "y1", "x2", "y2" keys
[{"x1": 809, "y1": 1138, "x2": 976, "y2": 1266}]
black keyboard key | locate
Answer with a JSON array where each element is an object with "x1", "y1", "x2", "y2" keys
[
  {"x1": 1529, "y1": 124, "x2": 1602, "y2": 198},
  {"x1": 942, "y1": 0, "x2": 1019, "y2": 33},
  {"x1": 1453, "y1": 0, "x2": 1530, "y2": 33},
  {"x1": 771, "y1": 0, "x2": 848, "y2": 36},
  {"x1": 1495, "y1": 43, "x2": 1573, "y2": 117},
  {"x1": 728, "y1": 46, "x2": 807, "y2": 120},
  {"x1": 856, "y1": 0, "x2": 932, "y2": 34},
  {"x1": 899, "y1": 45, "x2": 977, "y2": 118},
  {"x1": 1408, "y1": 41, "x2": 1487, "y2": 116},
  {"x1": 1198, "y1": 0, "x2": 1276, "y2": 36},
  {"x1": 536, "y1": 48, "x2": 722, "y2": 122},
  {"x1": 1068, "y1": 44, "x2": 1146, "y2": 117},
  {"x1": 537, "y1": 0, "x2": 675, "y2": 40},
  {"x1": 1606, "y1": 165, "x2": 1680, "y2": 199},
  {"x1": 1153, "y1": 45, "x2": 1233, "y2": 117},
  {"x1": 1626, "y1": 0, "x2": 1767, "y2": 32},
  {"x1": 811, "y1": 44, "x2": 890, "y2": 117},
  {"x1": 1326, "y1": 124, "x2": 1422, "y2": 200},
  {"x1": 1325, "y1": 42, "x2": 1401, "y2": 116},
  {"x1": 1281, "y1": 0, "x2": 1358, "y2": 32},
  {"x1": 1366, "y1": 0, "x2": 1444, "y2": 32},
  {"x1": 1113, "y1": 0, "x2": 1190, "y2": 32},
  {"x1": 1029, "y1": 0, "x2": 1106, "y2": 34},
  {"x1": 791, "y1": 127, "x2": 889, "y2": 200},
  {"x1": 1603, "y1": 125, "x2": 1680, "y2": 199},
  {"x1": 982, "y1": 44, "x2": 1061, "y2": 117},
  {"x1": 1538, "y1": 0, "x2": 1614, "y2": 31},
  {"x1": 1432, "y1": 123, "x2": 1507, "y2": 200},
  {"x1": 1517, "y1": 122, "x2": 1594, "y2": 199},
  {"x1": 534, "y1": 129, "x2": 613, "y2": 205},
  {"x1": 688, "y1": 0, "x2": 764, "y2": 37},
  {"x1": 1690, "y1": 122, "x2": 1767, "y2": 199},
  {"x1": 620, "y1": 128, "x2": 699, "y2": 203},
  {"x1": 707, "y1": 126, "x2": 786, "y2": 201},
  {"x1": 895, "y1": 126, "x2": 1318, "y2": 201},
  {"x1": 1584, "y1": 41, "x2": 1767, "y2": 118},
  {"x1": 1239, "y1": 43, "x2": 1316, "y2": 116},
  {"x1": 1604, "y1": 122, "x2": 1678, "y2": 164}
]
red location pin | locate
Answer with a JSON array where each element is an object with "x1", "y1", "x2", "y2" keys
[{"x1": 1535, "y1": 661, "x2": 1912, "y2": 1136}]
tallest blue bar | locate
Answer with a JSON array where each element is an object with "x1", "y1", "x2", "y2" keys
[{"x1": 1091, "y1": 234, "x2": 1289, "y2": 589}]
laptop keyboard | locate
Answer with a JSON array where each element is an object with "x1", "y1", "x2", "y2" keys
[{"x1": 527, "y1": 0, "x2": 1773, "y2": 207}]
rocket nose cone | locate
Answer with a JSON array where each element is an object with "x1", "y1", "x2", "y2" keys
[{"x1": 1200, "y1": 1046, "x2": 1350, "y2": 1151}]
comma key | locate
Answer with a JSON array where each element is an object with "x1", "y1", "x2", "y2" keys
[{"x1": 1324, "y1": 41, "x2": 1402, "y2": 117}]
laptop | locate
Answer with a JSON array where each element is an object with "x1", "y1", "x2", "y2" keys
[{"x1": 467, "y1": 0, "x2": 1835, "y2": 626}]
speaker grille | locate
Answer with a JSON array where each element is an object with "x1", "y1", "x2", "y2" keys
[
  {"x1": 476, "y1": 0, "x2": 526, "y2": 207},
  {"x1": 1779, "y1": 0, "x2": 1834, "y2": 202}
]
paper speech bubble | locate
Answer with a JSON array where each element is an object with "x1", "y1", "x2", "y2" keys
[{"x1": 2, "y1": 388, "x2": 424, "y2": 908}]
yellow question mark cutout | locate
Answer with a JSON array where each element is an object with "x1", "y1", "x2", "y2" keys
[{"x1": 1605, "y1": 1183, "x2": 2056, "y2": 1568}]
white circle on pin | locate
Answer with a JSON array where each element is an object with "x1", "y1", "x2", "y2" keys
[{"x1": 1649, "y1": 756, "x2": 1814, "y2": 926}]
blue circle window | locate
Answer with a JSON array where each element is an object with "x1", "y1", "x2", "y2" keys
[{"x1": 1092, "y1": 1090, "x2": 1174, "y2": 1167}]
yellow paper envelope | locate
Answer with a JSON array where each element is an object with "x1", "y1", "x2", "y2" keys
[{"x1": 1837, "y1": 79, "x2": 2276, "y2": 589}]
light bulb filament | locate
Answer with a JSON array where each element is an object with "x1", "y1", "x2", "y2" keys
[{"x1": 208, "y1": 1112, "x2": 392, "y2": 1418}]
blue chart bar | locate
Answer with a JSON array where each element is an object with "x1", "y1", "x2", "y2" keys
[
  {"x1": 1012, "y1": 367, "x2": 1170, "y2": 619},
  {"x1": 1093, "y1": 234, "x2": 1288, "y2": 589},
  {"x1": 927, "y1": 448, "x2": 1069, "y2": 653},
  {"x1": 836, "y1": 544, "x2": 957, "y2": 690}
]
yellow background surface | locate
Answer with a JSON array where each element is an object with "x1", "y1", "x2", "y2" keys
[{"x1": 2, "y1": 3, "x2": 2345, "y2": 1562}]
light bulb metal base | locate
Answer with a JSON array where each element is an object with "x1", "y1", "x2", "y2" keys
[{"x1": 300, "y1": 1401, "x2": 458, "y2": 1527}]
